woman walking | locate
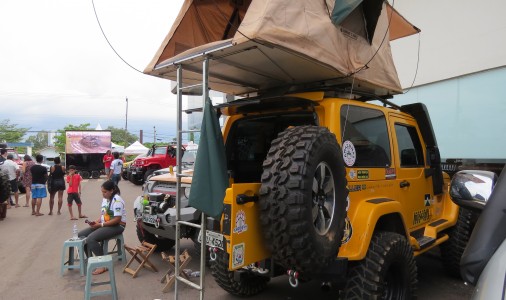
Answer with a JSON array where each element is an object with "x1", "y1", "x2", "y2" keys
[
  {"x1": 48, "y1": 157, "x2": 66, "y2": 215},
  {"x1": 21, "y1": 155, "x2": 35, "y2": 208}
]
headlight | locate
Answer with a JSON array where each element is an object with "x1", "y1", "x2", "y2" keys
[{"x1": 184, "y1": 187, "x2": 191, "y2": 199}]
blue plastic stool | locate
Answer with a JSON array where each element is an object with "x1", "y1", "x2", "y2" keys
[
  {"x1": 85, "y1": 255, "x2": 118, "y2": 300},
  {"x1": 103, "y1": 234, "x2": 126, "y2": 262},
  {"x1": 61, "y1": 238, "x2": 87, "y2": 276}
]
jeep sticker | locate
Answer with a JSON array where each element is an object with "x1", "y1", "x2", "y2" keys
[
  {"x1": 357, "y1": 170, "x2": 369, "y2": 180},
  {"x1": 385, "y1": 168, "x2": 396, "y2": 179},
  {"x1": 413, "y1": 208, "x2": 430, "y2": 225},
  {"x1": 424, "y1": 194, "x2": 432, "y2": 207},
  {"x1": 342, "y1": 140, "x2": 356, "y2": 166},
  {"x1": 233, "y1": 210, "x2": 248, "y2": 234},
  {"x1": 232, "y1": 243, "x2": 245, "y2": 268},
  {"x1": 341, "y1": 217, "x2": 353, "y2": 244},
  {"x1": 348, "y1": 184, "x2": 366, "y2": 192}
]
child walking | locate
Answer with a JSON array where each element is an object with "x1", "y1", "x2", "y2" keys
[{"x1": 66, "y1": 165, "x2": 87, "y2": 220}]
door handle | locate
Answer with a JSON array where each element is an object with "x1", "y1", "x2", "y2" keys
[{"x1": 400, "y1": 180, "x2": 410, "y2": 188}]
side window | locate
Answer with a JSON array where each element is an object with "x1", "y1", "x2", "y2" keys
[
  {"x1": 340, "y1": 105, "x2": 391, "y2": 167},
  {"x1": 394, "y1": 124, "x2": 424, "y2": 167}
]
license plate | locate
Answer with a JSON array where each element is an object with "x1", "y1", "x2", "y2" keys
[
  {"x1": 132, "y1": 171, "x2": 136, "y2": 174},
  {"x1": 142, "y1": 214, "x2": 157, "y2": 225},
  {"x1": 198, "y1": 230, "x2": 224, "y2": 250}
]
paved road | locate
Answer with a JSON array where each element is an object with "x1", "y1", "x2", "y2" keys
[{"x1": 0, "y1": 178, "x2": 474, "y2": 299}]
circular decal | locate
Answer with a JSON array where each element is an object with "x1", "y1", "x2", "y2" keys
[
  {"x1": 341, "y1": 217, "x2": 353, "y2": 244},
  {"x1": 342, "y1": 140, "x2": 356, "y2": 166}
]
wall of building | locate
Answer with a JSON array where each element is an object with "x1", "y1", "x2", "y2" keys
[{"x1": 393, "y1": 66, "x2": 506, "y2": 159}]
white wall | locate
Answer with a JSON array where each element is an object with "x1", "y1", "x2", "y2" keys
[{"x1": 391, "y1": 0, "x2": 506, "y2": 88}]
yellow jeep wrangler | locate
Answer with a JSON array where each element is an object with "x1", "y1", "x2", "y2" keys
[{"x1": 206, "y1": 91, "x2": 472, "y2": 298}]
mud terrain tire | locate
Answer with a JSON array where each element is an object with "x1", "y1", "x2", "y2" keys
[
  {"x1": 135, "y1": 221, "x2": 175, "y2": 251},
  {"x1": 343, "y1": 231, "x2": 417, "y2": 299},
  {"x1": 259, "y1": 126, "x2": 348, "y2": 273},
  {"x1": 440, "y1": 207, "x2": 476, "y2": 278},
  {"x1": 211, "y1": 250, "x2": 269, "y2": 296}
]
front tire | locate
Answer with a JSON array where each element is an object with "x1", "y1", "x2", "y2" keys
[
  {"x1": 440, "y1": 207, "x2": 476, "y2": 278},
  {"x1": 343, "y1": 231, "x2": 417, "y2": 299},
  {"x1": 135, "y1": 221, "x2": 175, "y2": 251},
  {"x1": 211, "y1": 250, "x2": 269, "y2": 297},
  {"x1": 259, "y1": 126, "x2": 348, "y2": 273}
]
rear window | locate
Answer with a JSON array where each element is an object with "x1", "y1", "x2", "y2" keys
[{"x1": 340, "y1": 105, "x2": 391, "y2": 167}]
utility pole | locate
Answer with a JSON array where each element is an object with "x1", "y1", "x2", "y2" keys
[
  {"x1": 153, "y1": 126, "x2": 156, "y2": 144},
  {"x1": 139, "y1": 130, "x2": 143, "y2": 144},
  {"x1": 125, "y1": 97, "x2": 129, "y2": 146}
]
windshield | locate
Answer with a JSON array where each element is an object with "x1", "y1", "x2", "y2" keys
[{"x1": 154, "y1": 146, "x2": 167, "y2": 155}]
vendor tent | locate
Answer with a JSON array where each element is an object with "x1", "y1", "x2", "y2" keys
[
  {"x1": 124, "y1": 141, "x2": 149, "y2": 155},
  {"x1": 144, "y1": 0, "x2": 419, "y2": 97},
  {"x1": 111, "y1": 142, "x2": 125, "y2": 153}
]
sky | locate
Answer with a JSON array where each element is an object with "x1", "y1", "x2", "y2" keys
[{"x1": 0, "y1": 0, "x2": 185, "y2": 143}]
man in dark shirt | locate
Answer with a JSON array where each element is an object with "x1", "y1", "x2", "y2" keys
[{"x1": 31, "y1": 154, "x2": 48, "y2": 216}]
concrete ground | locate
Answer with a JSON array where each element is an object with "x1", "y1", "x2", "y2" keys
[{"x1": 0, "y1": 178, "x2": 473, "y2": 300}]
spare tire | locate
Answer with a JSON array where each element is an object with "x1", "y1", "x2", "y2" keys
[{"x1": 259, "y1": 126, "x2": 348, "y2": 273}]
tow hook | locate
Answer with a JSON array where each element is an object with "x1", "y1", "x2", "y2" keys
[
  {"x1": 209, "y1": 247, "x2": 218, "y2": 261},
  {"x1": 287, "y1": 269, "x2": 299, "y2": 288}
]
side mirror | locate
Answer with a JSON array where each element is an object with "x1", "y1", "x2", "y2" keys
[{"x1": 449, "y1": 170, "x2": 497, "y2": 212}]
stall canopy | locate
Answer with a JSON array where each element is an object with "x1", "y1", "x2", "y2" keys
[
  {"x1": 145, "y1": 0, "x2": 419, "y2": 97},
  {"x1": 111, "y1": 142, "x2": 125, "y2": 153},
  {"x1": 124, "y1": 141, "x2": 149, "y2": 155}
]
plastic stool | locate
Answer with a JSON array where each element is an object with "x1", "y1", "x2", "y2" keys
[
  {"x1": 61, "y1": 238, "x2": 87, "y2": 276},
  {"x1": 85, "y1": 255, "x2": 118, "y2": 300},
  {"x1": 103, "y1": 234, "x2": 126, "y2": 262}
]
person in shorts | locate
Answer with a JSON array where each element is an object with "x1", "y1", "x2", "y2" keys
[
  {"x1": 66, "y1": 165, "x2": 87, "y2": 220},
  {"x1": 30, "y1": 154, "x2": 48, "y2": 216},
  {"x1": 0, "y1": 153, "x2": 20, "y2": 208}
]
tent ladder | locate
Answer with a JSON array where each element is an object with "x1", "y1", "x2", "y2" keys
[{"x1": 173, "y1": 57, "x2": 209, "y2": 300}]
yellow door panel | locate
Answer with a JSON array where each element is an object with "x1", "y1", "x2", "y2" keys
[{"x1": 223, "y1": 183, "x2": 270, "y2": 270}]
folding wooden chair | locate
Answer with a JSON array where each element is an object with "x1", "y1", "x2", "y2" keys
[
  {"x1": 123, "y1": 242, "x2": 158, "y2": 278},
  {"x1": 160, "y1": 249, "x2": 192, "y2": 293}
]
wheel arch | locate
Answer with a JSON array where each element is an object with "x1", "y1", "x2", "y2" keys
[{"x1": 339, "y1": 199, "x2": 408, "y2": 260}]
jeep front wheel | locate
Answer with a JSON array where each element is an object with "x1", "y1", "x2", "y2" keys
[
  {"x1": 259, "y1": 126, "x2": 348, "y2": 273},
  {"x1": 343, "y1": 231, "x2": 417, "y2": 299},
  {"x1": 135, "y1": 221, "x2": 175, "y2": 251},
  {"x1": 211, "y1": 250, "x2": 269, "y2": 297},
  {"x1": 440, "y1": 207, "x2": 476, "y2": 278}
]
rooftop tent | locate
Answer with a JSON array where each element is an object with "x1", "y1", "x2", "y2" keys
[{"x1": 145, "y1": 0, "x2": 419, "y2": 97}]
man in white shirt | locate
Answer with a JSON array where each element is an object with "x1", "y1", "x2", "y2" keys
[
  {"x1": 108, "y1": 152, "x2": 123, "y2": 186},
  {"x1": 0, "y1": 154, "x2": 20, "y2": 207}
]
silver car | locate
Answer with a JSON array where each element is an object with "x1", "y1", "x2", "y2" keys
[{"x1": 450, "y1": 168, "x2": 506, "y2": 299}]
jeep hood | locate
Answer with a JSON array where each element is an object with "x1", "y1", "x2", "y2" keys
[
  {"x1": 145, "y1": 0, "x2": 419, "y2": 96},
  {"x1": 149, "y1": 170, "x2": 193, "y2": 184}
]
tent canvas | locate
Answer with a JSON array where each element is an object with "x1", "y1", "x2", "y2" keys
[
  {"x1": 144, "y1": 0, "x2": 419, "y2": 97},
  {"x1": 124, "y1": 141, "x2": 149, "y2": 155},
  {"x1": 111, "y1": 142, "x2": 125, "y2": 153}
]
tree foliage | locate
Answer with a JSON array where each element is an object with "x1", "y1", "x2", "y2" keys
[
  {"x1": 0, "y1": 119, "x2": 29, "y2": 143},
  {"x1": 26, "y1": 131, "x2": 49, "y2": 152},
  {"x1": 106, "y1": 126, "x2": 138, "y2": 147},
  {"x1": 53, "y1": 123, "x2": 91, "y2": 152}
]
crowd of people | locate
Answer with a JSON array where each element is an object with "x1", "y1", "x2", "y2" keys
[{"x1": 0, "y1": 149, "x2": 127, "y2": 221}]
